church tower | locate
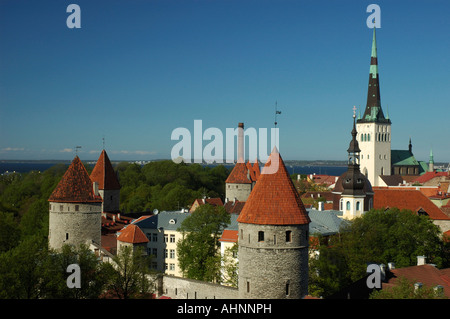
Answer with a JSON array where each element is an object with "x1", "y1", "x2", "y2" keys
[
  {"x1": 341, "y1": 113, "x2": 369, "y2": 220},
  {"x1": 90, "y1": 149, "x2": 121, "y2": 212},
  {"x1": 357, "y1": 26, "x2": 391, "y2": 187},
  {"x1": 48, "y1": 156, "x2": 103, "y2": 250},
  {"x1": 237, "y1": 148, "x2": 311, "y2": 299}
]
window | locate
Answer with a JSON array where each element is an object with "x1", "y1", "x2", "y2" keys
[
  {"x1": 346, "y1": 201, "x2": 350, "y2": 210},
  {"x1": 152, "y1": 233, "x2": 158, "y2": 242},
  {"x1": 258, "y1": 231, "x2": 264, "y2": 242},
  {"x1": 164, "y1": 234, "x2": 168, "y2": 243},
  {"x1": 152, "y1": 248, "x2": 157, "y2": 257},
  {"x1": 356, "y1": 201, "x2": 360, "y2": 211},
  {"x1": 286, "y1": 231, "x2": 292, "y2": 242},
  {"x1": 66, "y1": 233, "x2": 69, "y2": 240},
  {"x1": 170, "y1": 249, "x2": 175, "y2": 259},
  {"x1": 339, "y1": 198, "x2": 343, "y2": 211},
  {"x1": 273, "y1": 235, "x2": 276, "y2": 245},
  {"x1": 60, "y1": 205, "x2": 63, "y2": 211},
  {"x1": 75, "y1": 205, "x2": 79, "y2": 211},
  {"x1": 286, "y1": 283, "x2": 290, "y2": 296},
  {"x1": 170, "y1": 234, "x2": 176, "y2": 243},
  {"x1": 240, "y1": 229, "x2": 243, "y2": 239},
  {"x1": 247, "y1": 281, "x2": 250, "y2": 293},
  {"x1": 169, "y1": 263, "x2": 175, "y2": 271}
]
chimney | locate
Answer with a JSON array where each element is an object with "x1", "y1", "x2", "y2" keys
[
  {"x1": 379, "y1": 264, "x2": 386, "y2": 281},
  {"x1": 93, "y1": 182, "x2": 99, "y2": 196},
  {"x1": 318, "y1": 202, "x2": 324, "y2": 211},
  {"x1": 414, "y1": 282, "x2": 423, "y2": 292},
  {"x1": 238, "y1": 122, "x2": 244, "y2": 163},
  {"x1": 417, "y1": 256, "x2": 426, "y2": 266}
]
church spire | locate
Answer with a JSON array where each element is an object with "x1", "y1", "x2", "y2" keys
[{"x1": 358, "y1": 26, "x2": 390, "y2": 124}]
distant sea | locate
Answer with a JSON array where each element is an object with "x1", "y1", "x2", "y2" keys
[{"x1": 0, "y1": 162, "x2": 347, "y2": 177}]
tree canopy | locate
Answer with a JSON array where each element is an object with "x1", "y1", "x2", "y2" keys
[
  {"x1": 177, "y1": 204, "x2": 231, "y2": 282},
  {"x1": 309, "y1": 208, "x2": 450, "y2": 298}
]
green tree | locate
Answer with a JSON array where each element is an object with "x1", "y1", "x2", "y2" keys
[
  {"x1": 0, "y1": 234, "x2": 48, "y2": 298},
  {"x1": 177, "y1": 204, "x2": 230, "y2": 282},
  {"x1": 370, "y1": 276, "x2": 447, "y2": 299},
  {"x1": 309, "y1": 208, "x2": 448, "y2": 298},
  {"x1": 0, "y1": 211, "x2": 21, "y2": 253},
  {"x1": 102, "y1": 246, "x2": 154, "y2": 299},
  {"x1": 40, "y1": 244, "x2": 108, "y2": 299}
]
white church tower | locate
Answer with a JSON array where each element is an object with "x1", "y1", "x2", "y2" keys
[{"x1": 357, "y1": 26, "x2": 391, "y2": 187}]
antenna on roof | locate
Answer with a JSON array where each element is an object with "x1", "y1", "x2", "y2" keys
[
  {"x1": 274, "y1": 101, "x2": 281, "y2": 149},
  {"x1": 75, "y1": 146, "x2": 82, "y2": 156}
]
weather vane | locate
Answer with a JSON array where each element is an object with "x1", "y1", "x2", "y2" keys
[
  {"x1": 352, "y1": 105, "x2": 357, "y2": 118},
  {"x1": 274, "y1": 101, "x2": 281, "y2": 127},
  {"x1": 75, "y1": 146, "x2": 82, "y2": 156}
]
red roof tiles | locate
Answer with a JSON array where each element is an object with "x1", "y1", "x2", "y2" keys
[
  {"x1": 117, "y1": 224, "x2": 149, "y2": 244},
  {"x1": 383, "y1": 265, "x2": 450, "y2": 298},
  {"x1": 48, "y1": 156, "x2": 103, "y2": 203},
  {"x1": 413, "y1": 171, "x2": 448, "y2": 184},
  {"x1": 226, "y1": 160, "x2": 260, "y2": 184},
  {"x1": 90, "y1": 150, "x2": 120, "y2": 190},
  {"x1": 237, "y1": 148, "x2": 311, "y2": 225},
  {"x1": 219, "y1": 229, "x2": 238, "y2": 243},
  {"x1": 373, "y1": 189, "x2": 450, "y2": 220}
]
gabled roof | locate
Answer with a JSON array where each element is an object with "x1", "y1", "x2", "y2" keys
[
  {"x1": 117, "y1": 224, "x2": 149, "y2": 244},
  {"x1": 373, "y1": 189, "x2": 450, "y2": 220},
  {"x1": 237, "y1": 148, "x2": 310, "y2": 225},
  {"x1": 90, "y1": 150, "x2": 120, "y2": 190},
  {"x1": 391, "y1": 150, "x2": 420, "y2": 166},
  {"x1": 48, "y1": 156, "x2": 103, "y2": 203}
]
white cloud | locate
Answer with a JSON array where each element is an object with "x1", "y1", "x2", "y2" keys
[
  {"x1": 1, "y1": 147, "x2": 25, "y2": 151},
  {"x1": 59, "y1": 148, "x2": 73, "y2": 153}
]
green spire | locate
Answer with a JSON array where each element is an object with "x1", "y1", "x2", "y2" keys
[
  {"x1": 429, "y1": 148, "x2": 434, "y2": 164},
  {"x1": 369, "y1": 27, "x2": 378, "y2": 78}
]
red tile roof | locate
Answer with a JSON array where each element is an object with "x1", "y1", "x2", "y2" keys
[
  {"x1": 224, "y1": 200, "x2": 246, "y2": 214},
  {"x1": 373, "y1": 189, "x2": 450, "y2": 220},
  {"x1": 117, "y1": 224, "x2": 149, "y2": 244},
  {"x1": 189, "y1": 197, "x2": 224, "y2": 212},
  {"x1": 219, "y1": 229, "x2": 238, "y2": 243},
  {"x1": 90, "y1": 150, "x2": 120, "y2": 190},
  {"x1": 383, "y1": 265, "x2": 450, "y2": 298},
  {"x1": 237, "y1": 148, "x2": 311, "y2": 225},
  {"x1": 226, "y1": 160, "x2": 260, "y2": 184},
  {"x1": 413, "y1": 171, "x2": 448, "y2": 184},
  {"x1": 48, "y1": 156, "x2": 103, "y2": 203}
]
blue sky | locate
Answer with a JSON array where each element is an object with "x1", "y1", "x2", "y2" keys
[{"x1": 0, "y1": 0, "x2": 449, "y2": 162}]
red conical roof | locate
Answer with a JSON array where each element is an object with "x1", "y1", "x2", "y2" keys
[
  {"x1": 117, "y1": 224, "x2": 149, "y2": 244},
  {"x1": 237, "y1": 148, "x2": 310, "y2": 225},
  {"x1": 90, "y1": 150, "x2": 120, "y2": 190},
  {"x1": 49, "y1": 156, "x2": 102, "y2": 203}
]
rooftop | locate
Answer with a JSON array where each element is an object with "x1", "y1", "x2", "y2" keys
[
  {"x1": 237, "y1": 148, "x2": 310, "y2": 225},
  {"x1": 48, "y1": 156, "x2": 103, "y2": 203}
]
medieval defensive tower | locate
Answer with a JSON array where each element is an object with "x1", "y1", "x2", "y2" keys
[
  {"x1": 237, "y1": 148, "x2": 311, "y2": 299},
  {"x1": 48, "y1": 156, "x2": 103, "y2": 250}
]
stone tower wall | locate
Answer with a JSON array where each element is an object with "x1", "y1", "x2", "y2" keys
[
  {"x1": 238, "y1": 223, "x2": 309, "y2": 299},
  {"x1": 48, "y1": 202, "x2": 102, "y2": 250},
  {"x1": 225, "y1": 183, "x2": 252, "y2": 202},
  {"x1": 99, "y1": 189, "x2": 120, "y2": 212}
]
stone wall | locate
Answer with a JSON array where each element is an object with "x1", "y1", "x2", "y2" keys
[
  {"x1": 158, "y1": 275, "x2": 238, "y2": 299},
  {"x1": 226, "y1": 183, "x2": 252, "y2": 202},
  {"x1": 48, "y1": 202, "x2": 102, "y2": 250},
  {"x1": 238, "y1": 223, "x2": 309, "y2": 299}
]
